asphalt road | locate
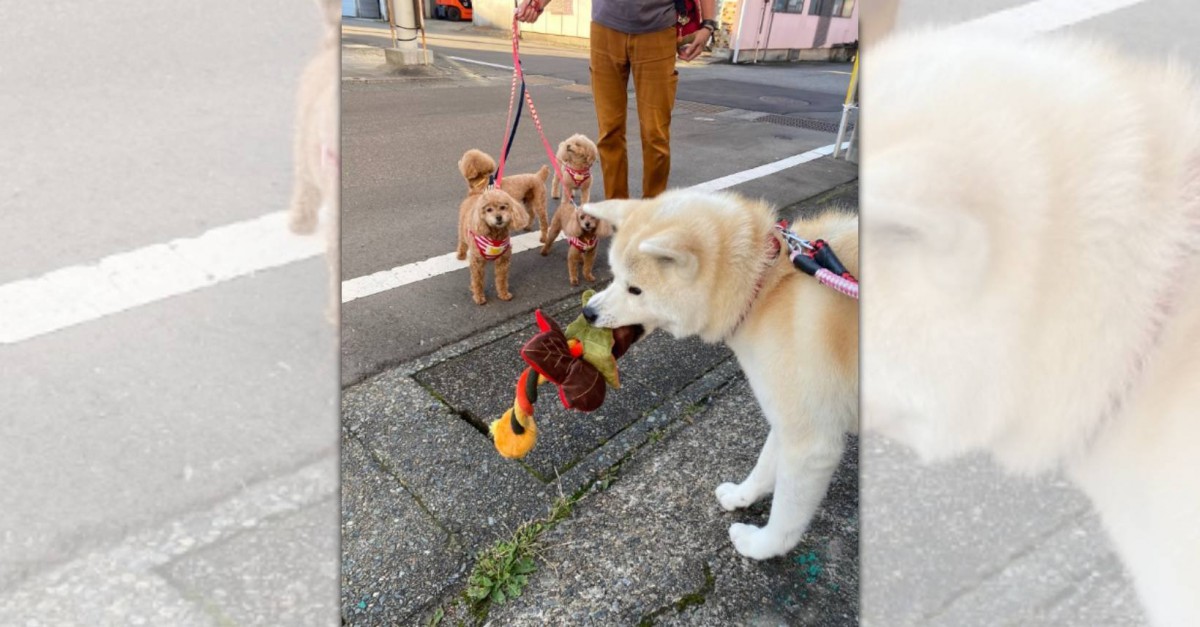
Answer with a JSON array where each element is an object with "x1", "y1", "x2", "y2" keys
[
  {"x1": 343, "y1": 18, "x2": 854, "y2": 108},
  {"x1": 862, "y1": 1, "x2": 1197, "y2": 625},
  {"x1": 0, "y1": 1, "x2": 339, "y2": 624},
  {"x1": 897, "y1": 0, "x2": 1200, "y2": 63},
  {"x1": 340, "y1": 20, "x2": 855, "y2": 386}
]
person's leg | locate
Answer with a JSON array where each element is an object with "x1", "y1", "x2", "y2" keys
[
  {"x1": 590, "y1": 22, "x2": 631, "y2": 200},
  {"x1": 630, "y1": 26, "x2": 678, "y2": 198}
]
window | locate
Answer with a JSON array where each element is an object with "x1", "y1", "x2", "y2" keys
[
  {"x1": 773, "y1": 0, "x2": 805, "y2": 14},
  {"x1": 808, "y1": 0, "x2": 855, "y2": 18}
]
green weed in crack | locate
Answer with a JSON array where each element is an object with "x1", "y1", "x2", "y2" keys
[{"x1": 464, "y1": 496, "x2": 576, "y2": 616}]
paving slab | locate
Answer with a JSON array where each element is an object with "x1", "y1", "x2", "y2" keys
[
  {"x1": 160, "y1": 498, "x2": 339, "y2": 627},
  {"x1": 340, "y1": 433, "x2": 466, "y2": 626},
  {"x1": 487, "y1": 379, "x2": 859, "y2": 626},
  {"x1": 415, "y1": 323, "x2": 731, "y2": 480},
  {"x1": 860, "y1": 435, "x2": 1144, "y2": 626},
  {"x1": 342, "y1": 374, "x2": 555, "y2": 544}
]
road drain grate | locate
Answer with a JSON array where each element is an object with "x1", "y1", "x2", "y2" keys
[{"x1": 756, "y1": 114, "x2": 852, "y2": 134}]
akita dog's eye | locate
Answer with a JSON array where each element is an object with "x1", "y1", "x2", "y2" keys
[{"x1": 628, "y1": 286, "x2": 642, "y2": 295}]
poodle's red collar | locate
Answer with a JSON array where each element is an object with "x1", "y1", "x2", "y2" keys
[
  {"x1": 471, "y1": 232, "x2": 511, "y2": 260},
  {"x1": 562, "y1": 163, "x2": 591, "y2": 186},
  {"x1": 567, "y1": 235, "x2": 597, "y2": 252}
]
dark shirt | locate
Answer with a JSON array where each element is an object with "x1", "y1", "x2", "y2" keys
[{"x1": 592, "y1": 0, "x2": 676, "y2": 34}]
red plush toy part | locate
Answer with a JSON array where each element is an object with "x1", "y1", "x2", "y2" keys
[{"x1": 520, "y1": 310, "x2": 608, "y2": 411}]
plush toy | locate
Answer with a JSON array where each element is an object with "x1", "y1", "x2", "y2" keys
[{"x1": 489, "y1": 290, "x2": 643, "y2": 459}]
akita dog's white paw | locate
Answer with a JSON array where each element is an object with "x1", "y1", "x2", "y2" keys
[
  {"x1": 729, "y1": 523, "x2": 787, "y2": 560},
  {"x1": 715, "y1": 482, "x2": 755, "y2": 511}
]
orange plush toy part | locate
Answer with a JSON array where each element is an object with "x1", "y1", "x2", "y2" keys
[
  {"x1": 489, "y1": 290, "x2": 643, "y2": 459},
  {"x1": 490, "y1": 367, "x2": 541, "y2": 459}
]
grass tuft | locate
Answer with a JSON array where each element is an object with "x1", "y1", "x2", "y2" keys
[{"x1": 464, "y1": 495, "x2": 576, "y2": 617}]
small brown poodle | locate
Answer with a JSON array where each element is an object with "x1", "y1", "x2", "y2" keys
[
  {"x1": 288, "y1": 0, "x2": 340, "y2": 323},
  {"x1": 456, "y1": 174, "x2": 531, "y2": 305},
  {"x1": 540, "y1": 199, "x2": 612, "y2": 286},
  {"x1": 458, "y1": 149, "x2": 551, "y2": 244},
  {"x1": 550, "y1": 134, "x2": 598, "y2": 206}
]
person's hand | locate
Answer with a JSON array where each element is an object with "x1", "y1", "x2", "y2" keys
[
  {"x1": 515, "y1": 0, "x2": 546, "y2": 23},
  {"x1": 678, "y1": 27, "x2": 712, "y2": 61}
]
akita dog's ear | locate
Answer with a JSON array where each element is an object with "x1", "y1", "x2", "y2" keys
[
  {"x1": 638, "y1": 232, "x2": 699, "y2": 279},
  {"x1": 582, "y1": 199, "x2": 639, "y2": 229}
]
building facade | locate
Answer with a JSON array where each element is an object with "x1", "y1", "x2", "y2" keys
[
  {"x1": 470, "y1": 0, "x2": 856, "y2": 62},
  {"x1": 343, "y1": 0, "x2": 388, "y2": 19},
  {"x1": 729, "y1": 0, "x2": 857, "y2": 62}
]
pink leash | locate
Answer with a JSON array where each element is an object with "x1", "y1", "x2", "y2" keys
[
  {"x1": 496, "y1": 15, "x2": 564, "y2": 189},
  {"x1": 776, "y1": 222, "x2": 860, "y2": 300}
]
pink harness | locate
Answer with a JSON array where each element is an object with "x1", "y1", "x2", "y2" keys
[
  {"x1": 567, "y1": 235, "x2": 597, "y2": 252},
  {"x1": 562, "y1": 163, "x2": 591, "y2": 187},
  {"x1": 471, "y1": 232, "x2": 511, "y2": 261}
]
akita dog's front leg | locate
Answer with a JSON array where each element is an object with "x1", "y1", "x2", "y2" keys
[
  {"x1": 716, "y1": 429, "x2": 778, "y2": 510},
  {"x1": 729, "y1": 431, "x2": 844, "y2": 560}
]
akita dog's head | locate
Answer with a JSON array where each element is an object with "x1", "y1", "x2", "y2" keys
[{"x1": 582, "y1": 190, "x2": 779, "y2": 342}]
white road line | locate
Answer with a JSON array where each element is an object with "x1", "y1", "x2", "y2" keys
[
  {"x1": 342, "y1": 141, "x2": 847, "y2": 304},
  {"x1": 446, "y1": 55, "x2": 515, "y2": 71},
  {"x1": 949, "y1": 0, "x2": 1150, "y2": 39},
  {"x1": 0, "y1": 456, "x2": 336, "y2": 623},
  {"x1": 0, "y1": 212, "x2": 325, "y2": 345},
  {"x1": 689, "y1": 143, "x2": 842, "y2": 193},
  {"x1": 342, "y1": 230, "x2": 558, "y2": 303}
]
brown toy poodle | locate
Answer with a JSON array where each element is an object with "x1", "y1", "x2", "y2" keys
[
  {"x1": 457, "y1": 152, "x2": 532, "y2": 304},
  {"x1": 288, "y1": 0, "x2": 340, "y2": 323},
  {"x1": 550, "y1": 134, "x2": 598, "y2": 206},
  {"x1": 540, "y1": 199, "x2": 612, "y2": 286},
  {"x1": 458, "y1": 149, "x2": 551, "y2": 244}
]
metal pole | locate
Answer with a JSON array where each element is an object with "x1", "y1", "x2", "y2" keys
[
  {"x1": 387, "y1": 0, "x2": 398, "y2": 47},
  {"x1": 833, "y1": 104, "x2": 850, "y2": 158},
  {"x1": 413, "y1": 0, "x2": 428, "y2": 55},
  {"x1": 760, "y1": 0, "x2": 776, "y2": 61},
  {"x1": 843, "y1": 50, "x2": 859, "y2": 104},
  {"x1": 751, "y1": 0, "x2": 769, "y2": 64},
  {"x1": 846, "y1": 110, "x2": 858, "y2": 161},
  {"x1": 732, "y1": 0, "x2": 749, "y2": 63},
  {"x1": 833, "y1": 53, "x2": 858, "y2": 158}
]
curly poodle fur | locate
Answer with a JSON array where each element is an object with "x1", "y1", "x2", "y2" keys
[
  {"x1": 540, "y1": 199, "x2": 612, "y2": 286},
  {"x1": 457, "y1": 152, "x2": 532, "y2": 304},
  {"x1": 458, "y1": 149, "x2": 552, "y2": 244},
  {"x1": 288, "y1": 0, "x2": 340, "y2": 323},
  {"x1": 550, "y1": 134, "x2": 598, "y2": 206}
]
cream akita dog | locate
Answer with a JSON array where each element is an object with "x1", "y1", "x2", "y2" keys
[
  {"x1": 864, "y1": 31, "x2": 1200, "y2": 625},
  {"x1": 582, "y1": 190, "x2": 858, "y2": 560}
]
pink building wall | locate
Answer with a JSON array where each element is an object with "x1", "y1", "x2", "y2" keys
[{"x1": 731, "y1": 0, "x2": 858, "y2": 59}]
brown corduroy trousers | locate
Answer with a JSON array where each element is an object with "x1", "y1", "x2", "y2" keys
[{"x1": 590, "y1": 22, "x2": 679, "y2": 200}]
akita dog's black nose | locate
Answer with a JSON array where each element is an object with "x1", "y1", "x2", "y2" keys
[{"x1": 582, "y1": 306, "x2": 598, "y2": 324}]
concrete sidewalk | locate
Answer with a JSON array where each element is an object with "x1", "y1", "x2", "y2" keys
[
  {"x1": 861, "y1": 438, "x2": 1144, "y2": 626},
  {"x1": 340, "y1": 187, "x2": 860, "y2": 626}
]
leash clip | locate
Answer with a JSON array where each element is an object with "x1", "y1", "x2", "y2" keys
[{"x1": 775, "y1": 223, "x2": 814, "y2": 252}]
